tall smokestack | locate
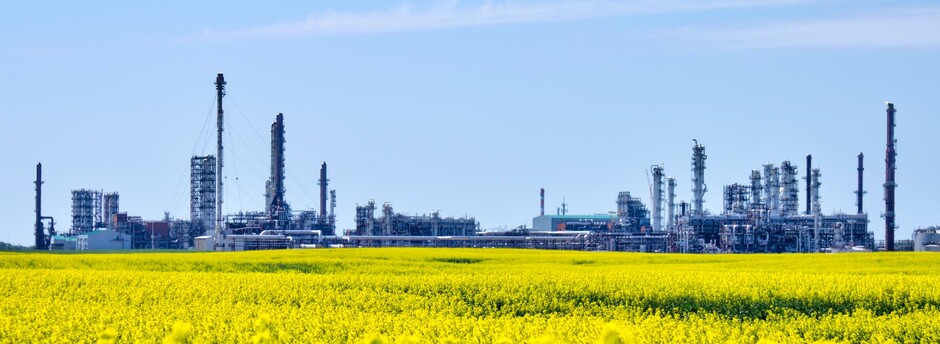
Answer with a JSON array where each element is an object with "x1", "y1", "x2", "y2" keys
[
  {"x1": 885, "y1": 103, "x2": 897, "y2": 251},
  {"x1": 540, "y1": 188, "x2": 545, "y2": 216},
  {"x1": 805, "y1": 155, "x2": 812, "y2": 215},
  {"x1": 34, "y1": 163, "x2": 46, "y2": 250},
  {"x1": 319, "y1": 162, "x2": 328, "y2": 221},
  {"x1": 214, "y1": 73, "x2": 225, "y2": 241},
  {"x1": 856, "y1": 153, "x2": 865, "y2": 214}
]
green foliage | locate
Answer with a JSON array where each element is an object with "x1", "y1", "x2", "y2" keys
[{"x1": 0, "y1": 241, "x2": 31, "y2": 251}]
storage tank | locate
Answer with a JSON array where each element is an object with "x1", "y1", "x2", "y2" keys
[{"x1": 913, "y1": 229, "x2": 940, "y2": 252}]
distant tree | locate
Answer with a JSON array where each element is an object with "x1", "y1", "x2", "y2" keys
[{"x1": 0, "y1": 241, "x2": 31, "y2": 251}]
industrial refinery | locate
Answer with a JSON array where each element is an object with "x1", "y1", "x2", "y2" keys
[{"x1": 30, "y1": 75, "x2": 923, "y2": 253}]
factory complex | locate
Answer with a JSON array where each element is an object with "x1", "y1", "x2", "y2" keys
[{"x1": 30, "y1": 75, "x2": 939, "y2": 253}]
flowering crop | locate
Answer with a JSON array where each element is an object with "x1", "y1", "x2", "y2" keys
[{"x1": 0, "y1": 249, "x2": 938, "y2": 343}]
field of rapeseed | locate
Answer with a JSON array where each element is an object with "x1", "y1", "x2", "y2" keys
[{"x1": 0, "y1": 248, "x2": 938, "y2": 343}]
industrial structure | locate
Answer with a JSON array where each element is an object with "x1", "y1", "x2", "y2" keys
[
  {"x1": 205, "y1": 110, "x2": 337, "y2": 249},
  {"x1": 667, "y1": 140, "x2": 874, "y2": 253},
  {"x1": 353, "y1": 201, "x2": 477, "y2": 236},
  {"x1": 70, "y1": 189, "x2": 120, "y2": 235},
  {"x1": 522, "y1": 137, "x2": 876, "y2": 253},
  {"x1": 30, "y1": 75, "x2": 908, "y2": 253}
]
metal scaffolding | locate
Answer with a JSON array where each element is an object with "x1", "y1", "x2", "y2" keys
[
  {"x1": 190, "y1": 155, "x2": 216, "y2": 234},
  {"x1": 71, "y1": 189, "x2": 95, "y2": 235},
  {"x1": 722, "y1": 184, "x2": 750, "y2": 215}
]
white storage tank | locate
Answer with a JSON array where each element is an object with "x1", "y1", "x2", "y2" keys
[{"x1": 913, "y1": 229, "x2": 940, "y2": 252}]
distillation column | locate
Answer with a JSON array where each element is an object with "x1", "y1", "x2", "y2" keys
[
  {"x1": 780, "y1": 161, "x2": 799, "y2": 216},
  {"x1": 651, "y1": 165, "x2": 664, "y2": 232},
  {"x1": 884, "y1": 103, "x2": 897, "y2": 251},
  {"x1": 268, "y1": 113, "x2": 286, "y2": 216},
  {"x1": 666, "y1": 177, "x2": 677, "y2": 232},
  {"x1": 750, "y1": 170, "x2": 762, "y2": 208},
  {"x1": 770, "y1": 165, "x2": 781, "y2": 214},
  {"x1": 811, "y1": 168, "x2": 822, "y2": 214},
  {"x1": 762, "y1": 164, "x2": 776, "y2": 213},
  {"x1": 805, "y1": 155, "x2": 812, "y2": 215},
  {"x1": 811, "y1": 168, "x2": 822, "y2": 250},
  {"x1": 691, "y1": 140, "x2": 707, "y2": 215},
  {"x1": 329, "y1": 189, "x2": 337, "y2": 234}
]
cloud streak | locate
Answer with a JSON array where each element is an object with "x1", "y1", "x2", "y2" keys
[
  {"x1": 199, "y1": 0, "x2": 813, "y2": 40},
  {"x1": 671, "y1": 7, "x2": 940, "y2": 49}
]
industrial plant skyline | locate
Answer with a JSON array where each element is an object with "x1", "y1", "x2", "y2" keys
[{"x1": 3, "y1": 1, "x2": 940, "y2": 246}]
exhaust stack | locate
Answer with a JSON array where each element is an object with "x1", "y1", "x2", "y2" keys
[
  {"x1": 319, "y1": 162, "x2": 328, "y2": 222},
  {"x1": 214, "y1": 73, "x2": 225, "y2": 242},
  {"x1": 540, "y1": 188, "x2": 545, "y2": 216},
  {"x1": 34, "y1": 163, "x2": 46, "y2": 250},
  {"x1": 856, "y1": 153, "x2": 865, "y2": 214}
]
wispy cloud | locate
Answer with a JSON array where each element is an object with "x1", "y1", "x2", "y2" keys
[
  {"x1": 198, "y1": 0, "x2": 814, "y2": 40},
  {"x1": 670, "y1": 7, "x2": 940, "y2": 49}
]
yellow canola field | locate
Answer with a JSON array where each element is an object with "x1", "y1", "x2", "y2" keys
[{"x1": 0, "y1": 249, "x2": 938, "y2": 343}]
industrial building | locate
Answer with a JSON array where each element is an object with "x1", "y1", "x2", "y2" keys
[
  {"x1": 76, "y1": 230, "x2": 132, "y2": 250},
  {"x1": 533, "y1": 214, "x2": 617, "y2": 232}
]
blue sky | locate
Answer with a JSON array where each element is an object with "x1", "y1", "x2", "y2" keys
[{"x1": 2, "y1": 1, "x2": 938, "y2": 245}]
